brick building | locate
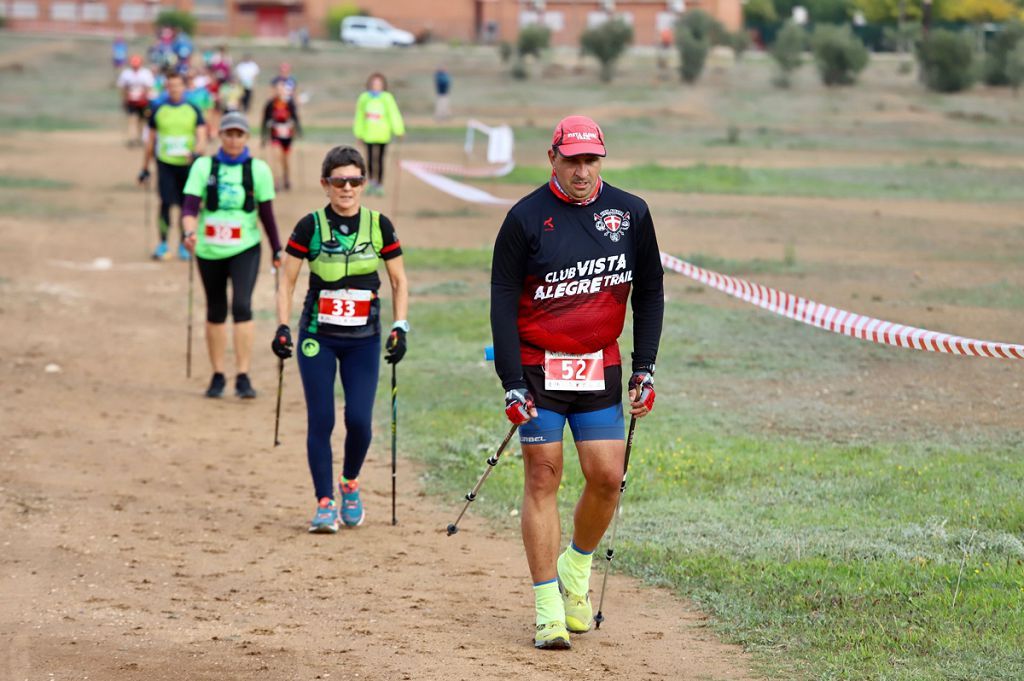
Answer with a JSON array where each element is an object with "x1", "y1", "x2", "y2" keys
[{"x1": 1, "y1": 0, "x2": 740, "y2": 44}]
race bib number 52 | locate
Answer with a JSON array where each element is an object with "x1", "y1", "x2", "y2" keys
[
  {"x1": 317, "y1": 289, "x2": 373, "y2": 327},
  {"x1": 544, "y1": 350, "x2": 605, "y2": 391}
]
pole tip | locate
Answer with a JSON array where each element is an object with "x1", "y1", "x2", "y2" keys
[
  {"x1": 594, "y1": 612, "x2": 604, "y2": 629},
  {"x1": 446, "y1": 523, "x2": 458, "y2": 536}
]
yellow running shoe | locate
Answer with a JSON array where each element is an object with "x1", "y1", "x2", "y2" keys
[
  {"x1": 558, "y1": 577, "x2": 593, "y2": 634},
  {"x1": 534, "y1": 620, "x2": 571, "y2": 650}
]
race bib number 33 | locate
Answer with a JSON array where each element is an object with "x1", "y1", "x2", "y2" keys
[
  {"x1": 317, "y1": 289, "x2": 373, "y2": 327},
  {"x1": 544, "y1": 350, "x2": 605, "y2": 391}
]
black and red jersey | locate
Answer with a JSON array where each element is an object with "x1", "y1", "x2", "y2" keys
[
  {"x1": 261, "y1": 97, "x2": 301, "y2": 141},
  {"x1": 490, "y1": 180, "x2": 664, "y2": 391}
]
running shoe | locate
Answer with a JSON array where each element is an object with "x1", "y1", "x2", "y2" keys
[
  {"x1": 205, "y1": 372, "x2": 226, "y2": 398},
  {"x1": 309, "y1": 497, "x2": 340, "y2": 534},
  {"x1": 339, "y1": 478, "x2": 365, "y2": 527},
  {"x1": 557, "y1": 576, "x2": 593, "y2": 634},
  {"x1": 177, "y1": 243, "x2": 190, "y2": 261},
  {"x1": 235, "y1": 373, "x2": 256, "y2": 399},
  {"x1": 152, "y1": 241, "x2": 169, "y2": 260},
  {"x1": 534, "y1": 621, "x2": 571, "y2": 650}
]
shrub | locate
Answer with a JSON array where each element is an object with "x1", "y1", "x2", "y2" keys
[
  {"x1": 983, "y1": 20, "x2": 1024, "y2": 86},
  {"x1": 676, "y1": 28, "x2": 709, "y2": 83},
  {"x1": 771, "y1": 21, "x2": 805, "y2": 87},
  {"x1": 517, "y1": 23, "x2": 550, "y2": 59},
  {"x1": 155, "y1": 10, "x2": 196, "y2": 36},
  {"x1": 917, "y1": 29, "x2": 976, "y2": 92},
  {"x1": 498, "y1": 41, "x2": 513, "y2": 63},
  {"x1": 731, "y1": 29, "x2": 752, "y2": 59},
  {"x1": 1006, "y1": 41, "x2": 1024, "y2": 92},
  {"x1": 580, "y1": 18, "x2": 634, "y2": 82},
  {"x1": 811, "y1": 24, "x2": 869, "y2": 85},
  {"x1": 679, "y1": 9, "x2": 728, "y2": 46}
]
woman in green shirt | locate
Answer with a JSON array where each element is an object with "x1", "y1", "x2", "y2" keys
[
  {"x1": 352, "y1": 72, "x2": 405, "y2": 196},
  {"x1": 182, "y1": 112, "x2": 282, "y2": 398}
]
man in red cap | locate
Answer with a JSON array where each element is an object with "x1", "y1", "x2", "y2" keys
[{"x1": 490, "y1": 115, "x2": 664, "y2": 649}]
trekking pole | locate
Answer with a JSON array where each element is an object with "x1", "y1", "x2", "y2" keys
[
  {"x1": 273, "y1": 267, "x2": 283, "y2": 447},
  {"x1": 593, "y1": 412, "x2": 640, "y2": 630},
  {"x1": 186, "y1": 254, "x2": 194, "y2": 378},
  {"x1": 390, "y1": 363, "x2": 397, "y2": 526},
  {"x1": 143, "y1": 181, "x2": 152, "y2": 258},
  {"x1": 446, "y1": 423, "x2": 519, "y2": 536}
]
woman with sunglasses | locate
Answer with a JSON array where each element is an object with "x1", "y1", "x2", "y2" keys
[
  {"x1": 182, "y1": 111, "x2": 281, "y2": 399},
  {"x1": 272, "y1": 145, "x2": 409, "y2": 533}
]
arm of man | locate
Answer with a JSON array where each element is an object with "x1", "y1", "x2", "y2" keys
[
  {"x1": 490, "y1": 212, "x2": 528, "y2": 391},
  {"x1": 629, "y1": 204, "x2": 665, "y2": 416}
]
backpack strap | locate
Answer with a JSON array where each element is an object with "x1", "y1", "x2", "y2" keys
[
  {"x1": 205, "y1": 157, "x2": 220, "y2": 211},
  {"x1": 241, "y1": 158, "x2": 255, "y2": 212}
]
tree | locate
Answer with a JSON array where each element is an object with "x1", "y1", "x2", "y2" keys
[
  {"x1": 580, "y1": 18, "x2": 634, "y2": 82},
  {"x1": 984, "y1": 20, "x2": 1024, "y2": 85},
  {"x1": 744, "y1": 0, "x2": 778, "y2": 25},
  {"x1": 676, "y1": 27, "x2": 709, "y2": 83},
  {"x1": 917, "y1": 29, "x2": 976, "y2": 92},
  {"x1": 944, "y1": 0, "x2": 1017, "y2": 22},
  {"x1": 325, "y1": 3, "x2": 364, "y2": 41},
  {"x1": 1006, "y1": 41, "x2": 1024, "y2": 93},
  {"x1": 155, "y1": 10, "x2": 196, "y2": 36},
  {"x1": 772, "y1": 21, "x2": 805, "y2": 87},
  {"x1": 517, "y1": 23, "x2": 551, "y2": 59},
  {"x1": 811, "y1": 24, "x2": 869, "y2": 85},
  {"x1": 806, "y1": 0, "x2": 855, "y2": 23}
]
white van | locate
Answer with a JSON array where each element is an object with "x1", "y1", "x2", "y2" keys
[{"x1": 340, "y1": 16, "x2": 416, "y2": 48}]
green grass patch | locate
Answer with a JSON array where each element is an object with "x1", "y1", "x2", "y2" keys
[
  {"x1": 412, "y1": 206, "x2": 484, "y2": 220},
  {"x1": 920, "y1": 281, "x2": 1024, "y2": 311},
  {"x1": 376, "y1": 270, "x2": 1024, "y2": 680},
  {"x1": 0, "y1": 175, "x2": 73, "y2": 190},
  {"x1": 471, "y1": 163, "x2": 1024, "y2": 202},
  {"x1": 402, "y1": 247, "x2": 492, "y2": 271}
]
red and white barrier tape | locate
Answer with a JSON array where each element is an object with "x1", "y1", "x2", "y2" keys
[
  {"x1": 401, "y1": 157, "x2": 1024, "y2": 358},
  {"x1": 661, "y1": 253, "x2": 1024, "y2": 359}
]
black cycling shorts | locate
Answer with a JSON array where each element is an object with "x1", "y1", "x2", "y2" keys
[
  {"x1": 197, "y1": 244, "x2": 261, "y2": 323},
  {"x1": 156, "y1": 160, "x2": 192, "y2": 208}
]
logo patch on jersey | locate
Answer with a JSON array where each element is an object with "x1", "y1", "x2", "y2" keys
[{"x1": 593, "y1": 209, "x2": 630, "y2": 242}]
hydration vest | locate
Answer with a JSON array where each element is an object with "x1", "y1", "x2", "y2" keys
[
  {"x1": 308, "y1": 206, "x2": 384, "y2": 282},
  {"x1": 205, "y1": 157, "x2": 255, "y2": 212}
]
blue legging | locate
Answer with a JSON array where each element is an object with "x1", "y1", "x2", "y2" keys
[{"x1": 296, "y1": 331, "x2": 381, "y2": 500}]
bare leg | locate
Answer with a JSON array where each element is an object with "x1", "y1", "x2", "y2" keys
[
  {"x1": 206, "y1": 322, "x2": 228, "y2": 374},
  {"x1": 571, "y1": 439, "x2": 625, "y2": 552},
  {"x1": 281, "y1": 148, "x2": 291, "y2": 188},
  {"x1": 521, "y1": 442, "x2": 564, "y2": 583},
  {"x1": 233, "y1": 320, "x2": 254, "y2": 374}
]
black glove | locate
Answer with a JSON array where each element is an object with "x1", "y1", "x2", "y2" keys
[
  {"x1": 385, "y1": 327, "x2": 407, "y2": 365},
  {"x1": 137, "y1": 168, "x2": 151, "y2": 184},
  {"x1": 628, "y1": 370, "x2": 656, "y2": 412},
  {"x1": 272, "y1": 324, "x2": 293, "y2": 359},
  {"x1": 504, "y1": 388, "x2": 535, "y2": 425}
]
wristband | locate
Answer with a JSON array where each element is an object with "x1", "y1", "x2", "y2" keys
[{"x1": 392, "y1": 320, "x2": 410, "y2": 333}]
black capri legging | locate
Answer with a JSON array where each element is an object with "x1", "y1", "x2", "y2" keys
[{"x1": 197, "y1": 244, "x2": 261, "y2": 323}]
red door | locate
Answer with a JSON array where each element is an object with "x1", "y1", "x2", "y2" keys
[{"x1": 256, "y1": 7, "x2": 288, "y2": 37}]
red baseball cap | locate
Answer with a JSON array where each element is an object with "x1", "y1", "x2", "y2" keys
[{"x1": 551, "y1": 115, "x2": 606, "y2": 157}]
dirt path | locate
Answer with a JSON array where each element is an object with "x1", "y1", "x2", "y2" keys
[{"x1": 0, "y1": 133, "x2": 759, "y2": 679}]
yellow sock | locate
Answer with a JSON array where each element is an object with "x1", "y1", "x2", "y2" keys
[
  {"x1": 533, "y1": 579, "x2": 564, "y2": 626},
  {"x1": 556, "y1": 541, "x2": 593, "y2": 596}
]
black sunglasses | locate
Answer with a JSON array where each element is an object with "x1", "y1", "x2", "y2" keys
[{"x1": 324, "y1": 176, "x2": 365, "y2": 188}]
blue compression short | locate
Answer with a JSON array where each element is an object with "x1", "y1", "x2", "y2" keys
[{"x1": 518, "y1": 404, "x2": 624, "y2": 445}]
